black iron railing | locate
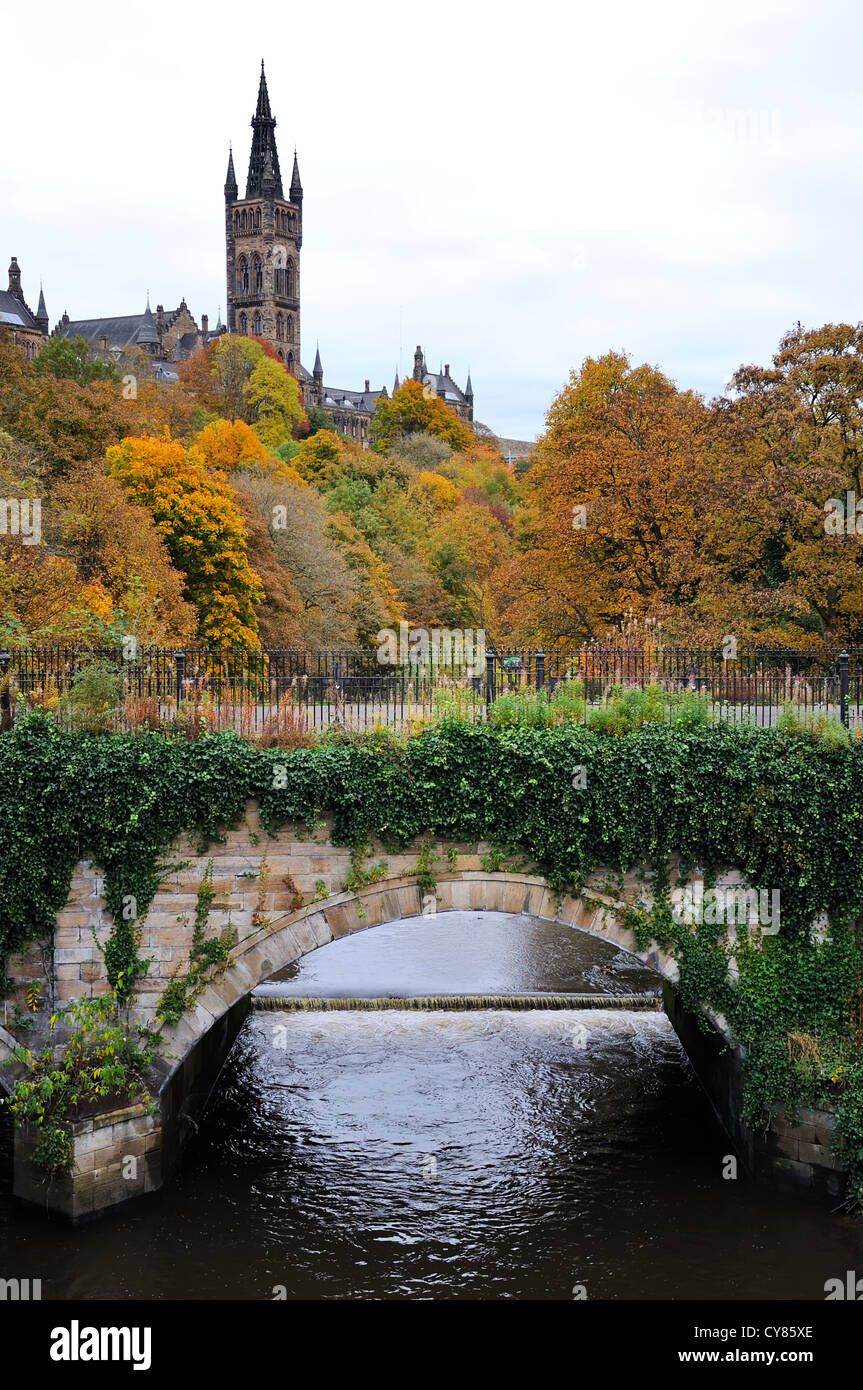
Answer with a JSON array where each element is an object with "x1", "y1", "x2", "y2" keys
[{"x1": 0, "y1": 644, "x2": 859, "y2": 733}]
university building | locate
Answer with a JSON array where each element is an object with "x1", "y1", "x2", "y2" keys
[{"x1": 3, "y1": 63, "x2": 534, "y2": 456}]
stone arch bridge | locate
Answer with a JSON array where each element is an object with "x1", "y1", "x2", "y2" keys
[{"x1": 0, "y1": 803, "x2": 843, "y2": 1219}]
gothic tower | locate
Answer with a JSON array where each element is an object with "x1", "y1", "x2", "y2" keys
[{"x1": 225, "y1": 62, "x2": 302, "y2": 371}]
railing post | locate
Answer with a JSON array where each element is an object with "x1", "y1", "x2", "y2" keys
[
  {"x1": 485, "y1": 650, "x2": 496, "y2": 710},
  {"x1": 175, "y1": 651, "x2": 186, "y2": 710},
  {"x1": 536, "y1": 650, "x2": 545, "y2": 690},
  {"x1": 840, "y1": 649, "x2": 849, "y2": 727},
  {"x1": 0, "y1": 649, "x2": 11, "y2": 731}
]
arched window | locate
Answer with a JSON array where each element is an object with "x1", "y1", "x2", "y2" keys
[
  {"x1": 285, "y1": 315, "x2": 293, "y2": 341},
  {"x1": 254, "y1": 311, "x2": 262, "y2": 335},
  {"x1": 254, "y1": 256, "x2": 262, "y2": 293},
  {"x1": 240, "y1": 312, "x2": 248, "y2": 334},
  {"x1": 276, "y1": 313, "x2": 283, "y2": 340},
  {"x1": 239, "y1": 257, "x2": 249, "y2": 295},
  {"x1": 287, "y1": 352, "x2": 294, "y2": 373},
  {"x1": 234, "y1": 211, "x2": 239, "y2": 232},
  {"x1": 241, "y1": 210, "x2": 247, "y2": 232},
  {"x1": 255, "y1": 208, "x2": 261, "y2": 231},
  {"x1": 274, "y1": 267, "x2": 284, "y2": 295},
  {"x1": 286, "y1": 259, "x2": 295, "y2": 296}
]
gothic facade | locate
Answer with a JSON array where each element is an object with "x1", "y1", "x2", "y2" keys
[{"x1": 0, "y1": 258, "x2": 48, "y2": 359}]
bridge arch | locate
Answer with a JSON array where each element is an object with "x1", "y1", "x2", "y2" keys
[{"x1": 155, "y1": 869, "x2": 671, "y2": 1078}]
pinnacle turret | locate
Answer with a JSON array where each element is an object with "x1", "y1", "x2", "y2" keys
[
  {"x1": 225, "y1": 146, "x2": 238, "y2": 201},
  {"x1": 290, "y1": 149, "x2": 303, "y2": 203},
  {"x1": 36, "y1": 285, "x2": 48, "y2": 333}
]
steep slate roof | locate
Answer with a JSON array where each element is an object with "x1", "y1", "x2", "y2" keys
[
  {"x1": 424, "y1": 370, "x2": 467, "y2": 404},
  {"x1": 54, "y1": 303, "x2": 207, "y2": 357},
  {"x1": 56, "y1": 312, "x2": 161, "y2": 349},
  {"x1": 0, "y1": 290, "x2": 39, "y2": 329},
  {"x1": 322, "y1": 385, "x2": 386, "y2": 413}
]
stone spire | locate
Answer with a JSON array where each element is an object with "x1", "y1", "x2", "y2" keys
[
  {"x1": 290, "y1": 149, "x2": 303, "y2": 203},
  {"x1": 36, "y1": 285, "x2": 49, "y2": 334},
  {"x1": 313, "y1": 344, "x2": 323, "y2": 384},
  {"x1": 393, "y1": 368, "x2": 400, "y2": 394},
  {"x1": 246, "y1": 61, "x2": 283, "y2": 198},
  {"x1": 224, "y1": 145, "x2": 238, "y2": 202},
  {"x1": 413, "y1": 344, "x2": 424, "y2": 382}
]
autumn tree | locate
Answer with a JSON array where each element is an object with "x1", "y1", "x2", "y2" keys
[
  {"x1": 237, "y1": 471, "x2": 362, "y2": 645},
  {"x1": 245, "y1": 354, "x2": 306, "y2": 448},
  {"x1": 501, "y1": 352, "x2": 710, "y2": 644},
  {"x1": 231, "y1": 486, "x2": 305, "y2": 646},
  {"x1": 107, "y1": 436, "x2": 263, "y2": 647},
  {"x1": 371, "y1": 380, "x2": 473, "y2": 453},
  {"x1": 0, "y1": 341, "x2": 138, "y2": 479},
  {"x1": 705, "y1": 322, "x2": 863, "y2": 642},
  {"x1": 50, "y1": 468, "x2": 197, "y2": 643}
]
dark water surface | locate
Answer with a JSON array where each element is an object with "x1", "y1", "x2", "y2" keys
[{"x1": 2, "y1": 912, "x2": 862, "y2": 1300}]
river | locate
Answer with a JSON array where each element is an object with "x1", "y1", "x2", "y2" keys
[{"x1": 2, "y1": 911, "x2": 862, "y2": 1299}]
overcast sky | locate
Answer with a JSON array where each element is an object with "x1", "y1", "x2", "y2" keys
[{"x1": 2, "y1": 0, "x2": 860, "y2": 441}]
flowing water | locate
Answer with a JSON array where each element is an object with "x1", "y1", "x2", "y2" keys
[{"x1": 2, "y1": 911, "x2": 862, "y2": 1300}]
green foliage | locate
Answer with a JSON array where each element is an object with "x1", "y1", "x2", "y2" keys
[
  {"x1": 305, "y1": 408, "x2": 334, "y2": 434},
  {"x1": 481, "y1": 849, "x2": 505, "y2": 872},
  {"x1": 274, "y1": 438, "x2": 300, "y2": 465},
  {"x1": 488, "y1": 679, "x2": 585, "y2": 729},
  {"x1": 342, "y1": 839, "x2": 388, "y2": 893},
  {"x1": 58, "y1": 659, "x2": 121, "y2": 732},
  {"x1": 155, "y1": 860, "x2": 236, "y2": 1028},
  {"x1": 413, "y1": 841, "x2": 440, "y2": 894},
  {"x1": 776, "y1": 702, "x2": 851, "y2": 747},
  {"x1": 3, "y1": 987, "x2": 154, "y2": 1176},
  {"x1": 627, "y1": 896, "x2": 863, "y2": 1207},
  {"x1": 585, "y1": 683, "x2": 710, "y2": 735},
  {"x1": 34, "y1": 335, "x2": 120, "y2": 387}
]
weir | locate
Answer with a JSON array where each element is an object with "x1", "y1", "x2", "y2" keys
[{"x1": 251, "y1": 992, "x2": 664, "y2": 1012}]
